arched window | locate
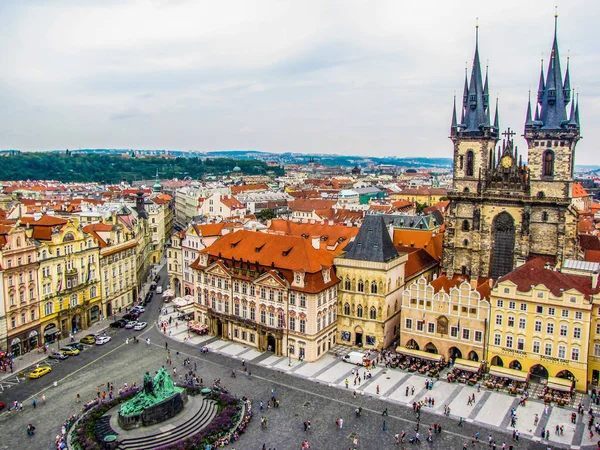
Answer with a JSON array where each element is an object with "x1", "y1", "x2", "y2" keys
[
  {"x1": 537, "y1": 191, "x2": 545, "y2": 199},
  {"x1": 371, "y1": 282, "x2": 378, "y2": 294},
  {"x1": 462, "y1": 220, "x2": 470, "y2": 231},
  {"x1": 357, "y1": 305, "x2": 363, "y2": 317},
  {"x1": 357, "y1": 280, "x2": 364, "y2": 293},
  {"x1": 344, "y1": 278, "x2": 351, "y2": 290},
  {"x1": 463, "y1": 239, "x2": 469, "y2": 246},
  {"x1": 63, "y1": 233, "x2": 75, "y2": 242},
  {"x1": 370, "y1": 307, "x2": 377, "y2": 320},
  {"x1": 16, "y1": 238, "x2": 21, "y2": 247},
  {"x1": 344, "y1": 303, "x2": 350, "y2": 315},
  {"x1": 542, "y1": 211, "x2": 549, "y2": 222},
  {"x1": 543, "y1": 150, "x2": 554, "y2": 177},
  {"x1": 465, "y1": 151, "x2": 474, "y2": 176}
]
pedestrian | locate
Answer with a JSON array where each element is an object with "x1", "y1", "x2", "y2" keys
[
  {"x1": 339, "y1": 418, "x2": 343, "y2": 429},
  {"x1": 459, "y1": 417, "x2": 464, "y2": 427},
  {"x1": 411, "y1": 386, "x2": 415, "y2": 395},
  {"x1": 76, "y1": 393, "x2": 81, "y2": 403},
  {"x1": 41, "y1": 394, "x2": 46, "y2": 403},
  {"x1": 345, "y1": 379, "x2": 349, "y2": 388},
  {"x1": 126, "y1": 337, "x2": 129, "y2": 345},
  {"x1": 377, "y1": 384, "x2": 380, "y2": 395},
  {"x1": 32, "y1": 398, "x2": 37, "y2": 409},
  {"x1": 382, "y1": 407, "x2": 388, "y2": 416},
  {"x1": 534, "y1": 413, "x2": 539, "y2": 426},
  {"x1": 406, "y1": 385, "x2": 409, "y2": 396},
  {"x1": 382, "y1": 420, "x2": 386, "y2": 431}
]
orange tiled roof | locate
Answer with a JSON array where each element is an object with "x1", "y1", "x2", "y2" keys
[
  {"x1": 230, "y1": 184, "x2": 269, "y2": 194},
  {"x1": 431, "y1": 274, "x2": 491, "y2": 299},
  {"x1": 572, "y1": 183, "x2": 590, "y2": 198},
  {"x1": 268, "y1": 219, "x2": 359, "y2": 255},
  {"x1": 397, "y1": 246, "x2": 439, "y2": 280},
  {"x1": 289, "y1": 199, "x2": 336, "y2": 212},
  {"x1": 220, "y1": 195, "x2": 244, "y2": 209}
]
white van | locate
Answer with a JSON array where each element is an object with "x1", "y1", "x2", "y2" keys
[
  {"x1": 156, "y1": 286, "x2": 163, "y2": 294},
  {"x1": 343, "y1": 351, "x2": 367, "y2": 366}
]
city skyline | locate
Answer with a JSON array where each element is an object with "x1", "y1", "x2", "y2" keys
[{"x1": 0, "y1": 1, "x2": 598, "y2": 163}]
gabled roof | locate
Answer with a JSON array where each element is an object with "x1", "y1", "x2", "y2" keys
[
  {"x1": 343, "y1": 215, "x2": 398, "y2": 263},
  {"x1": 289, "y1": 199, "x2": 336, "y2": 212},
  {"x1": 431, "y1": 274, "x2": 491, "y2": 299},
  {"x1": 572, "y1": 183, "x2": 589, "y2": 198},
  {"x1": 20, "y1": 215, "x2": 68, "y2": 227}
]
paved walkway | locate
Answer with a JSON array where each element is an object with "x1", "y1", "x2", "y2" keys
[{"x1": 159, "y1": 308, "x2": 599, "y2": 449}]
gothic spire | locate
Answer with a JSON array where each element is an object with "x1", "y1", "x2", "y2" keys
[
  {"x1": 462, "y1": 67, "x2": 469, "y2": 108},
  {"x1": 525, "y1": 91, "x2": 533, "y2": 126},
  {"x1": 451, "y1": 95, "x2": 458, "y2": 131},
  {"x1": 563, "y1": 56, "x2": 571, "y2": 103},
  {"x1": 493, "y1": 98, "x2": 499, "y2": 130},
  {"x1": 537, "y1": 59, "x2": 545, "y2": 104},
  {"x1": 574, "y1": 93, "x2": 580, "y2": 125},
  {"x1": 483, "y1": 65, "x2": 490, "y2": 109},
  {"x1": 568, "y1": 90, "x2": 577, "y2": 126}
]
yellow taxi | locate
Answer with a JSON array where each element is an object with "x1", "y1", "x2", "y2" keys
[
  {"x1": 29, "y1": 366, "x2": 52, "y2": 379},
  {"x1": 59, "y1": 346, "x2": 80, "y2": 356}
]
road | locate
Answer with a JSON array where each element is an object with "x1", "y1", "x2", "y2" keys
[{"x1": 0, "y1": 264, "x2": 578, "y2": 449}]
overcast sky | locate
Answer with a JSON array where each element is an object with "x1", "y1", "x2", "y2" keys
[{"x1": 0, "y1": 0, "x2": 598, "y2": 164}]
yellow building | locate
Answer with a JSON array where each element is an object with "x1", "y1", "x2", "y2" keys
[
  {"x1": 489, "y1": 258, "x2": 595, "y2": 392},
  {"x1": 167, "y1": 232, "x2": 184, "y2": 297},
  {"x1": 148, "y1": 198, "x2": 168, "y2": 264},
  {"x1": 84, "y1": 220, "x2": 137, "y2": 318},
  {"x1": 335, "y1": 215, "x2": 407, "y2": 350},
  {"x1": 390, "y1": 188, "x2": 449, "y2": 207},
  {"x1": 31, "y1": 216, "x2": 102, "y2": 339},
  {"x1": 400, "y1": 275, "x2": 490, "y2": 363}
]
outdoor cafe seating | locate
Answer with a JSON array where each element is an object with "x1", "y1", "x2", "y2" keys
[
  {"x1": 187, "y1": 320, "x2": 209, "y2": 335},
  {"x1": 394, "y1": 347, "x2": 445, "y2": 377},
  {"x1": 539, "y1": 376, "x2": 573, "y2": 406},
  {"x1": 484, "y1": 366, "x2": 529, "y2": 394},
  {"x1": 447, "y1": 358, "x2": 482, "y2": 385}
]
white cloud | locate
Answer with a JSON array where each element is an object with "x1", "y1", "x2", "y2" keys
[{"x1": 0, "y1": 0, "x2": 597, "y2": 164}]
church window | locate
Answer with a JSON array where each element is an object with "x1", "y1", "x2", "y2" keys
[
  {"x1": 344, "y1": 303, "x2": 350, "y2": 315},
  {"x1": 542, "y1": 211, "x2": 548, "y2": 222},
  {"x1": 462, "y1": 220, "x2": 470, "y2": 231},
  {"x1": 465, "y1": 151, "x2": 474, "y2": 176},
  {"x1": 543, "y1": 151, "x2": 554, "y2": 177},
  {"x1": 357, "y1": 280, "x2": 364, "y2": 292},
  {"x1": 344, "y1": 278, "x2": 351, "y2": 290},
  {"x1": 370, "y1": 307, "x2": 376, "y2": 320},
  {"x1": 463, "y1": 187, "x2": 470, "y2": 193},
  {"x1": 371, "y1": 282, "x2": 377, "y2": 294},
  {"x1": 459, "y1": 155, "x2": 464, "y2": 170},
  {"x1": 357, "y1": 305, "x2": 363, "y2": 317}
]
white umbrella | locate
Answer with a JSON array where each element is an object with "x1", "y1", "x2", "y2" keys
[
  {"x1": 172, "y1": 297, "x2": 186, "y2": 307},
  {"x1": 183, "y1": 295, "x2": 195, "y2": 305},
  {"x1": 162, "y1": 289, "x2": 175, "y2": 298}
]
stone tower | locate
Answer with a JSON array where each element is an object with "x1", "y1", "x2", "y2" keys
[{"x1": 442, "y1": 18, "x2": 580, "y2": 280}]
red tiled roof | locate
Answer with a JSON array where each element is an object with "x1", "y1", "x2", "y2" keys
[
  {"x1": 580, "y1": 234, "x2": 600, "y2": 251},
  {"x1": 397, "y1": 246, "x2": 439, "y2": 280},
  {"x1": 431, "y1": 274, "x2": 491, "y2": 299},
  {"x1": 230, "y1": 184, "x2": 269, "y2": 194},
  {"x1": 498, "y1": 257, "x2": 600, "y2": 299},
  {"x1": 572, "y1": 183, "x2": 590, "y2": 198},
  {"x1": 289, "y1": 199, "x2": 336, "y2": 212}
]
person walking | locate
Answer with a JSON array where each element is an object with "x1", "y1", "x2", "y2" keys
[
  {"x1": 382, "y1": 420, "x2": 386, "y2": 431},
  {"x1": 32, "y1": 398, "x2": 37, "y2": 409}
]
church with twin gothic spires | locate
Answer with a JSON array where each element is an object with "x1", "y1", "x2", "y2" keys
[{"x1": 442, "y1": 16, "x2": 581, "y2": 280}]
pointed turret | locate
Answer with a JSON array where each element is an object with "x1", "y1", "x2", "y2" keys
[
  {"x1": 537, "y1": 60, "x2": 545, "y2": 104},
  {"x1": 493, "y1": 98, "x2": 499, "y2": 130},
  {"x1": 534, "y1": 105, "x2": 540, "y2": 121},
  {"x1": 574, "y1": 94, "x2": 580, "y2": 125},
  {"x1": 568, "y1": 90, "x2": 577, "y2": 126},
  {"x1": 462, "y1": 68, "x2": 469, "y2": 108},
  {"x1": 525, "y1": 91, "x2": 533, "y2": 126},
  {"x1": 483, "y1": 65, "x2": 490, "y2": 109},
  {"x1": 451, "y1": 95, "x2": 458, "y2": 133},
  {"x1": 563, "y1": 57, "x2": 571, "y2": 103}
]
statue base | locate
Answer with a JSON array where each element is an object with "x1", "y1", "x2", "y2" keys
[{"x1": 118, "y1": 389, "x2": 188, "y2": 430}]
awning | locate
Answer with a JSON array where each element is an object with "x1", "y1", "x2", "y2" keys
[
  {"x1": 488, "y1": 366, "x2": 529, "y2": 382},
  {"x1": 187, "y1": 321, "x2": 208, "y2": 332},
  {"x1": 547, "y1": 376, "x2": 573, "y2": 392},
  {"x1": 453, "y1": 358, "x2": 482, "y2": 373},
  {"x1": 396, "y1": 346, "x2": 443, "y2": 363},
  {"x1": 43, "y1": 324, "x2": 59, "y2": 336},
  {"x1": 179, "y1": 304, "x2": 196, "y2": 314},
  {"x1": 162, "y1": 289, "x2": 175, "y2": 298},
  {"x1": 11, "y1": 338, "x2": 21, "y2": 345},
  {"x1": 28, "y1": 330, "x2": 38, "y2": 338}
]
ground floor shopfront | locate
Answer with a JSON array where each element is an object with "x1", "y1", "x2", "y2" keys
[
  {"x1": 337, "y1": 311, "x2": 399, "y2": 352},
  {"x1": 7, "y1": 325, "x2": 41, "y2": 357},
  {"x1": 487, "y1": 347, "x2": 586, "y2": 392},
  {"x1": 40, "y1": 299, "x2": 103, "y2": 344},
  {"x1": 396, "y1": 334, "x2": 485, "y2": 363}
]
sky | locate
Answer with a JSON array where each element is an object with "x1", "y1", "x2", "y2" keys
[{"x1": 0, "y1": 0, "x2": 598, "y2": 164}]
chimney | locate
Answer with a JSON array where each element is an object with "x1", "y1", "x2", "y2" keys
[
  {"x1": 311, "y1": 236, "x2": 320, "y2": 250},
  {"x1": 593, "y1": 271, "x2": 599, "y2": 289},
  {"x1": 469, "y1": 277, "x2": 478, "y2": 290}
]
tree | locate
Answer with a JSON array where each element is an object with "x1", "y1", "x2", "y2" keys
[
  {"x1": 256, "y1": 209, "x2": 276, "y2": 221},
  {"x1": 415, "y1": 202, "x2": 429, "y2": 214}
]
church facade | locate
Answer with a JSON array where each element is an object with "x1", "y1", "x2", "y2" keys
[{"x1": 442, "y1": 20, "x2": 581, "y2": 280}]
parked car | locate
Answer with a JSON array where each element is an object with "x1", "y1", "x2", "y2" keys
[
  {"x1": 133, "y1": 322, "x2": 147, "y2": 331},
  {"x1": 65, "y1": 342, "x2": 84, "y2": 351},
  {"x1": 80, "y1": 336, "x2": 96, "y2": 345},
  {"x1": 125, "y1": 321, "x2": 137, "y2": 329},
  {"x1": 29, "y1": 366, "x2": 52, "y2": 379},
  {"x1": 95, "y1": 336, "x2": 111, "y2": 345},
  {"x1": 154, "y1": 274, "x2": 161, "y2": 282},
  {"x1": 110, "y1": 320, "x2": 126, "y2": 328},
  {"x1": 123, "y1": 313, "x2": 139, "y2": 322},
  {"x1": 150, "y1": 283, "x2": 157, "y2": 291},
  {"x1": 0, "y1": 401, "x2": 4, "y2": 410},
  {"x1": 59, "y1": 346, "x2": 80, "y2": 356},
  {"x1": 156, "y1": 286, "x2": 163, "y2": 294},
  {"x1": 132, "y1": 306, "x2": 145, "y2": 313},
  {"x1": 49, "y1": 351, "x2": 69, "y2": 360}
]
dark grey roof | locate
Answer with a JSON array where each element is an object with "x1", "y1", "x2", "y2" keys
[
  {"x1": 343, "y1": 215, "x2": 399, "y2": 262},
  {"x1": 353, "y1": 187, "x2": 381, "y2": 195},
  {"x1": 380, "y1": 212, "x2": 444, "y2": 230}
]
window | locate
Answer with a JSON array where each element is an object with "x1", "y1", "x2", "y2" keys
[
  {"x1": 300, "y1": 295, "x2": 306, "y2": 308},
  {"x1": 536, "y1": 306, "x2": 543, "y2": 314},
  {"x1": 561, "y1": 309, "x2": 569, "y2": 318},
  {"x1": 517, "y1": 338, "x2": 525, "y2": 350},
  {"x1": 533, "y1": 341, "x2": 540, "y2": 353},
  {"x1": 474, "y1": 331, "x2": 483, "y2": 342},
  {"x1": 495, "y1": 314, "x2": 503, "y2": 325},
  {"x1": 559, "y1": 325, "x2": 568, "y2": 337},
  {"x1": 260, "y1": 287, "x2": 266, "y2": 299},
  {"x1": 573, "y1": 327, "x2": 582, "y2": 339},
  {"x1": 344, "y1": 303, "x2": 350, "y2": 315},
  {"x1": 260, "y1": 310, "x2": 266, "y2": 323},
  {"x1": 371, "y1": 282, "x2": 378, "y2": 294},
  {"x1": 269, "y1": 312, "x2": 274, "y2": 327},
  {"x1": 537, "y1": 291, "x2": 544, "y2": 298},
  {"x1": 344, "y1": 279, "x2": 351, "y2": 290},
  {"x1": 278, "y1": 291, "x2": 283, "y2": 302},
  {"x1": 534, "y1": 321, "x2": 542, "y2": 332},
  {"x1": 357, "y1": 305, "x2": 363, "y2": 318},
  {"x1": 503, "y1": 287, "x2": 510, "y2": 294},
  {"x1": 416, "y1": 321, "x2": 424, "y2": 332},
  {"x1": 462, "y1": 329, "x2": 470, "y2": 340},
  {"x1": 572, "y1": 348, "x2": 580, "y2": 361},
  {"x1": 558, "y1": 345, "x2": 566, "y2": 359},
  {"x1": 289, "y1": 293, "x2": 295, "y2": 305},
  {"x1": 465, "y1": 150, "x2": 474, "y2": 176},
  {"x1": 370, "y1": 307, "x2": 377, "y2": 320},
  {"x1": 299, "y1": 319, "x2": 306, "y2": 333},
  {"x1": 543, "y1": 150, "x2": 554, "y2": 177},
  {"x1": 450, "y1": 326, "x2": 458, "y2": 338},
  {"x1": 44, "y1": 302, "x2": 53, "y2": 316},
  {"x1": 575, "y1": 311, "x2": 583, "y2": 320},
  {"x1": 508, "y1": 301, "x2": 516, "y2": 310},
  {"x1": 357, "y1": 280, "x2": 364, "y2": 292},
  {"x1": 518, "y1": 318, "x2": 526, "y2": 329},
  {"x1": 546, "y1": 323, "x2": 554, "y2": 334},
  {"x1": 496, "y1": 299, "x2": 504, "y2": 308},
  {"x1": 250, "y1": 285, "x2": 255, "y2": 296},
  {"x1": 594, "y1": 343, "x2": 600, "y2": 357},
  {"x1": 506, "y1": 336, "x2": 513, "y2": 348},
  {"x1": 494, "y1": 334, "x2": 501, "y2": 346},
  {"x1": 428, "y1": 323, "x2": 435, "y2": 333},
  {"x1": 21, "y1": 313, "x2": 26, "y2": 325},
  {"x1": 405, "y1": 318, "x2": 413, "y2": 329},
  {"x1": 507, "y1": 316, "x2": 515, "y2": 327},
  {"x1": 548, "y1": 307, "x2": 555, "y2": 316},
  {"x1": 250, "y1": 307, "x2": 255, "y2": 321},
  {"x1": 289, "y1": 317, "x2": 295, "y2": 331},
  {"x1": 544, "y1": 343, "x2": 553, "y2": 356},
  {"x1": 520, "y1": 303, "x2": 527, "y2": 311},
  {"x1": 462, "y1": 220, "x2": 470, "y2": 232}
]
